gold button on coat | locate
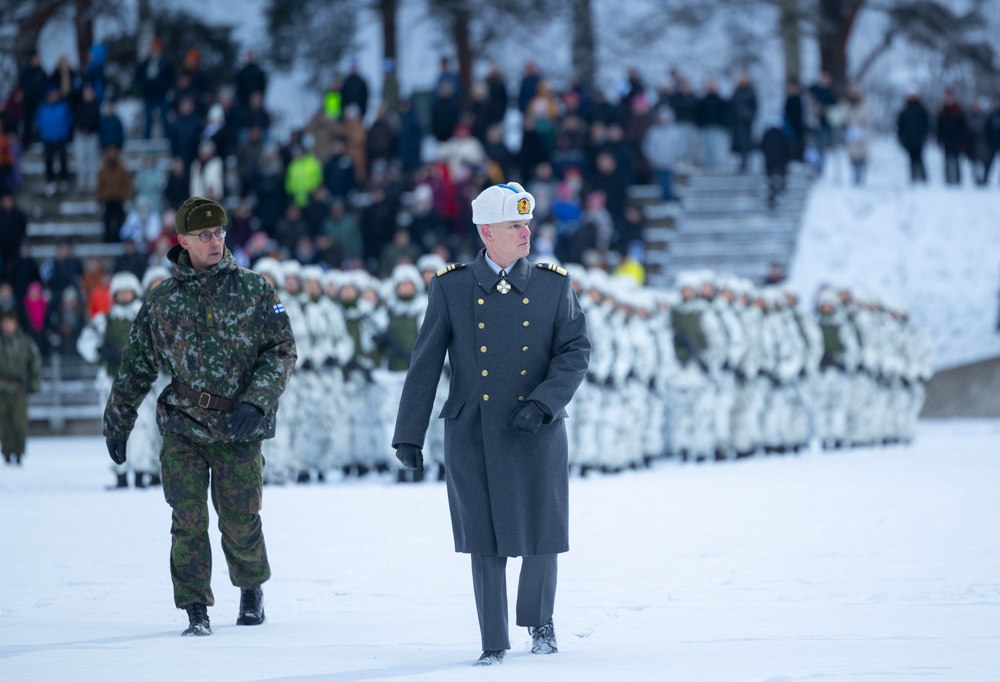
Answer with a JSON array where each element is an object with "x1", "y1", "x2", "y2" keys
[
  {"x1": 521, "y1": 370, "x2": 527, "y2": 376},
  {"x1": 523, "y1": 321, "x2": 529, "y2": 327},
  {"x1": 522, "y1": 346, "x2": 528, "y2": 352},
  {"x1": 483, "y1": 394, "x2": 489, "y2": 401},
  {"x1": 478, "y1": 322, "x2": 484, "y2": 329},
  {"x1": 522, "y1": 298, "x2": 529, "y2": 304},
  {"x1": 478, "y1": 298, "x2": 484, "y2": 305},
  {"x1": 482, "y1": 370, "x2": 488, "y2": 377},
  {"x1": 518, "y1": 396, "x2": 524, "y2": 401},
  {"x1": 481, "y1": 346, "x2": 487, "y2": 353}
]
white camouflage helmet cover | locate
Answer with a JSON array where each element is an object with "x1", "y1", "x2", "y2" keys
[
  {"x1": 471, "y1": 182, "x2": 535, "y2": 225},
  {"x1": 390, "y1": 263, "x2": 424, "y2": 292},
  {"x1": 416, "y1": 253, "x2": 447, "y2": 274},
  {"x1": 252, "y1": 257, "x2": 284, "y2": 289},
  {"x1": 141, "y1": 265, "x2": 172, "y2": 293},
  {"x1": 300, "y1": 264, "x2": 325, "y2": 283},
  {"x1": 817, "y1": 287, "x2": 840, "y2": 307},
  {"x1": 110, "y1": 271, "x2": 143, "y2": 299},
  {"x1": 281, "y1": 259, "x2": 303, "y2": 278},
  {"x1": 562, "y1": 263, "x2": 588, "y2": 289}
]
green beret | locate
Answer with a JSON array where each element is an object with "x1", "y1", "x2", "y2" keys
[{"x1": 175, "y1": 197, "x2": 228, "y2": 235}]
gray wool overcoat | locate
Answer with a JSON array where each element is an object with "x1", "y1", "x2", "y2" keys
[{"x1": 392, "y1": 251, "x2": 591, "y2": 557}]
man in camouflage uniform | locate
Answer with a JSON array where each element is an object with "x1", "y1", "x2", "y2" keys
[
  {"x1": 104, "y1": 198, "x2": 296, "y2": 637},
  {"x1": 0, "y1": 309, "x2": 42, "y2": 465}
]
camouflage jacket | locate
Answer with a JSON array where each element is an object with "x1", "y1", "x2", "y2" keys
[
  {"x1": 104, "y1": 246, "x2": 297, "y2": 443},
  {"x1": 0, "y1": 329, "x2": 42, "y2": 394}
]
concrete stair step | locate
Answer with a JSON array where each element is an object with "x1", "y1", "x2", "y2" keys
[
  {"x1": 28, "y1": 221, "x2": 104, "y2": 238},
  {"x1": 30, "y1": 243, "x2": 125, "y2": 258},
  {"x1": 644, "y1": 226, "x2": 798, "y2": 242},
  {"x1": 677, "y1": 215, "x2": 800, "y2": 231},
  {"x1": 662, "y1": 240, "x2": 796, "y2": 257},
  {"x1": 645, "y1": 250, "x2": 789, "y2": 266}
]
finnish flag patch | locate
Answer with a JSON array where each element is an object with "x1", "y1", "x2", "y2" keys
[{"x1": 273, "y1": 303, "x2": 285, "y2": 314}]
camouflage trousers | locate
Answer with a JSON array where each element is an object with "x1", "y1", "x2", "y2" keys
[
  {"x1": 160, "y1": 435, "x2": 271, "y2": 608},
  {"x1": 0, "y1": 389, "x2": 28, "y2": 457}
]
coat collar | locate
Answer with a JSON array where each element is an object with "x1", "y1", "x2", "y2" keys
[{"x1": 472, "y1": 249, "x2": 529, "y2": 295}]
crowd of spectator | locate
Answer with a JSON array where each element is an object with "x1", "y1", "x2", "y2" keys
[{"x1": 3, "y1": 39, "x2": 1000, "y2": 364}]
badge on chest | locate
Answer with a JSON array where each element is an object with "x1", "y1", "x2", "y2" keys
[{"x1": 497, "y1": 269, "x2": 511, "y2": 294}]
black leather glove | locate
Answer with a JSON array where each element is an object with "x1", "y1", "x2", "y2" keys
[
  {"x1": 322, "y1": 356, "x2": 338, "y2": 368},
  {"x1": 395, "y1": 443, "x2": 424, "y2": 472},
  {"x1": 106, "y1": 436, "x2": 128, "y2": 465},
  {"x1": 301, "y1": 358, "x2": 315, "y2": 371},
  {"x1": 230, "y1": 402, "x2": 265, "y2": 438},
  {"x1": 509, "y1": 401, "x2": 546, "y2": 434}
]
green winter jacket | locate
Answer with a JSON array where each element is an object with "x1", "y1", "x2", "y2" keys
[
  {"x1": 0, "y1": 329, "x2": 42, "y2": 393},
  {"x1": 104, "y1": 245, "x2": 297, "y2": 443}
]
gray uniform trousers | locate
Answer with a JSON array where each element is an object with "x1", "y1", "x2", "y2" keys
[{"x1": 471, "y1": 553, "x2": 558, "y2": 651}]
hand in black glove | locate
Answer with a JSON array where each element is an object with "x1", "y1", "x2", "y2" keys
[
  {"x1": 301, "y1": 358, "x2": 315, "y2": 371},
  {"x1": 322, "y1": 356, "x2": 338, "y2": 368},
  {"x1": 106, "y1": 436, "x2": 128, "y2": 465},
  {"x1": 230, "y1": 402, "x2": 265, "y2": 438},
  {"x1": 395, "y1": 443, "x2": 424, "y2": 472},
  {"x1": 509, "y1": 401, "x2": 546, "y2": 434}
]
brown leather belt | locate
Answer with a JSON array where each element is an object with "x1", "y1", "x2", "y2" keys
[{"x1": 170, "y1": 377, "x2": 237, "y2": 412}]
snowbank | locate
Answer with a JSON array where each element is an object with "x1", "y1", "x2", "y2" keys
[
  {"x1": 1, "y1": 428, "x2": 998, "y2": 680},
  {"x1": 790, "y1": 138, "x2": 1000, "y2": 370}
]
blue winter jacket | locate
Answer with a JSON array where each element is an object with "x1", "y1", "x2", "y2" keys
[{"x1": 35, "y1": 100, "x2": 73, "y2": 144}]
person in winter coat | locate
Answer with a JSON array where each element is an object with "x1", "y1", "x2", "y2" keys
[
  {"x1": 236, "y1": 51, "x2": 267, "y2": 108},
  {"x1": 393, "y1": 183, "x2": 590, "y2": 665},
  {"x1": 965, "y1": 99, "x2": 991, "y2": 186},
  {"x1": 0, "y1": 309, "x2": 41, "y2": 466},
  {"x1": 897, "y1": 94, "x2": 930, "y2": 183},
  {"x1": 98, "y1": 99, "x2": 125, "y2": 151},
  {"x1": 844, "y1": 87, "x2": 872, "y2": 185},
  {"x1": 35, "y1": 88, "x2": 73, "y2": 191},
  {"x1": 937, "y1": 91, "x2": 967, "y2": 185},
  {"x1": 78, "y1": 271, "x2": 146, "y2": 487},
  {"x1": 0, "y1": 193, "x2": 27, "y2": 277},
  {"x1": 697, "y1": 79, "x2": 730, "y2": 168},
  {"x1": 642, "y1": 107, "x2": 686, "y2": 201},
  {"x1": 189, "y1": 140, "x2": 224, "y2": 202},
  {"x1": 784, "y1": 80, "x2": 805, "y2": 161},
  {"x1": 19, "y1": 52, "x2": 48, "y2": 144},
  {"x1": 431, "y1": 81, "x2": 461, "y2": 142},
  {"x1": 96, "y1": 146, "x2": 132, "y2": 242},
  {"x1": 341, "y1": 63, "x2": 370, "y2": 119},
  {"x1": 730, "y1": 73, "x2": 758, "y2": 173},
  {"x1": 74, "y1": 84, "x2": 101, "y2": 192},
  {"x1": 761, "y1": 119, "x2": 791, "y2": 209},
  {"x1": 170, "y1": 98, "x2": 203, "y2": 169},
  {"x1": 983, "y1": 95, "x2": 1000, "y2": 186},
  {"x1": 285, "y1": 143, "x2": 323, "y2": 208},
  {"x1": 133, "y1": 152, "x2": 167, "y2": 217},
  {"x1": 135, "y1": 38, "x2": 175, "y2": 138}
]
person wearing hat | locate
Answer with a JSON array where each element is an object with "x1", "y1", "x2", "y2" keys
[
  {"x1": 78, "y1": 271, "x2": 146, "y2": 487},
  {"x1": 103, "y1": 197, "x2": 296, "y2": 636},
  {"x1": 0, "y1": 308, "x2": 42, "y2": 466},
  {"x1": 392, "y1": 182, "x2": 591, "y2": 665}
]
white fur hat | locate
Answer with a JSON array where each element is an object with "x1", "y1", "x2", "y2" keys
[
  {"x1": 253, "y1": 258, "x2": 284, "y2": 289},
  {"x1": 390, "y1": 263, "x2": 424, "y2": 291},
  {"x1": 110, "y1": 271, "x2": 143, "y2": 299},
  {"x1": 471, "y1": 183, "x2": 535, "y2": 225},
  {"x1": 141, "y1": 265, "x2": 172, "y2": 293},
  {"x1": 416, "y1": 253, "x2": 447, "y2": 274},
  {"x1": 301, "y1": 264, "x2": 325, "y2": 283},
  {"x1": 281, "y1": 259, "x2": 302, "y2": 278}
]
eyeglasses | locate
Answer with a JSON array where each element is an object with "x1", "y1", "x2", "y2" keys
[{"x1": 192, "y1": 229, "x2": 227, "y2": 243}]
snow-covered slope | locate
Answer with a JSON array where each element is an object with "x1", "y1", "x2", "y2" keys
[
  {"x1": 790, "y1": 138, "x2": 1000, "y2": 371},
  {"x1": 1, "y1": 428, "x2": 999, "y2": 680}
]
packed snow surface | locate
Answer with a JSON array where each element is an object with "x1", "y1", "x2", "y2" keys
[
  {"x1": 2, "y1": 424, "x2": 998, "y2": 680},
  {"x1": 790, "y1": 139, "x2": 1000, "y2": 371}
]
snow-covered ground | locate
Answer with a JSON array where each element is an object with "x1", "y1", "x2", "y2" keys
[
  {"x1": 790, "y1": 138, "x2": 1000, "y2": 371},
  {"x1": 2, "y1": 424, "x2": 998, "y2": 681}
]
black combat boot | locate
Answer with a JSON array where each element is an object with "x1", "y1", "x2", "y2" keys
[
  {"x1": 528, "y1": 617, "x2": 558, "y2": 654},
  {"x1": 437, "y1": 464, "x2": 446, "y2": 481},
  {"x1": 149, "y1": 473, "x2": 161, "y2": 486},
  {"x1": 14, "y1": 453, "x2": 22, "y2": 465},
  {"x1": 182, "y1": 604, "x2": 211, "y2": 636},
  {"x1": 397, "y1": 469, "x2": 407, "y2": 483},
  {"x1": 375, "y1": 462, "x2": 390, "y2": 474},
  {"x1": 3, "y1": 453, "x2": 10, "y2": 464},
  {"x1": 412, "y1": 469, "x2": 424, "y2": 483},
  {"x1": 236, "y1": 587, "x2": 265, "y2": 626},
  {"x1": 134, "y1": 472, "x2": 147, "y2": 488},
  {"x1": 475, "y1": 650, "x2": 505, "y2": 666},
  {"x1": 297, "y1": 471, "x2": 310, "y2": 483},
  {"x1": 114, "y1": 473, "x2": 128, "y2": 489}
]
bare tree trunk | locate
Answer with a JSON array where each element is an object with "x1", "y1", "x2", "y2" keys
[
  {"x1": 137, "y1": 0, "x2": 154, "y2": 61},
  {"x1": 780, "y1": 0, "x2": 801, "y2": 84},
  {"x1": 15, "y1": 0, "x2": 67, "y2": 65},
  {"x1": 379, "y1": 0, "x2": 399, "y2": 112},
  {"x1": 571, "y1": 0, "x2": 596, "y2": 87},
  {"x1": 818, "y1": 0, "x2": 864, "y2": 94},
  {"x1": 451, "y1": 4, "x2": 472, "y2": 103},
  {"x1": 75, "y1": 0, "x2": 93, "y2": 68}
]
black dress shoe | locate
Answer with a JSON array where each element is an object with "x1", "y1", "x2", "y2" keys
[
  {"x1": 475, "y1": 650, "x2": 505, "y2": 666},
  {"x1": 528, "y1": 617, "x2": 558, "y2": 654},
  {"x1": 182, "y1": 604, "x2": 211, "y2": 636},
  {"x1": 236, "y1": 587, "x2": 265, "y2": 625}
]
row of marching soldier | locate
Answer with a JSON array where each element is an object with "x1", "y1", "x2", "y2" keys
[{"x1": 78, "y1": 259, "x2": 931, "y2": 487}]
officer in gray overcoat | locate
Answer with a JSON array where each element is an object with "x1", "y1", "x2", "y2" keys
[{"x1": 393, "y1": 182, "x2": 591, "y2": 666}]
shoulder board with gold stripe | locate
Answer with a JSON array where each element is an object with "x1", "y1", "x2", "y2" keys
[
  {"x1": 536, "y1": 263, "x2": 568, "y2": 276},
  {"x1": 436, "y1": 263, "x2": 467, "y2": 277}
]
